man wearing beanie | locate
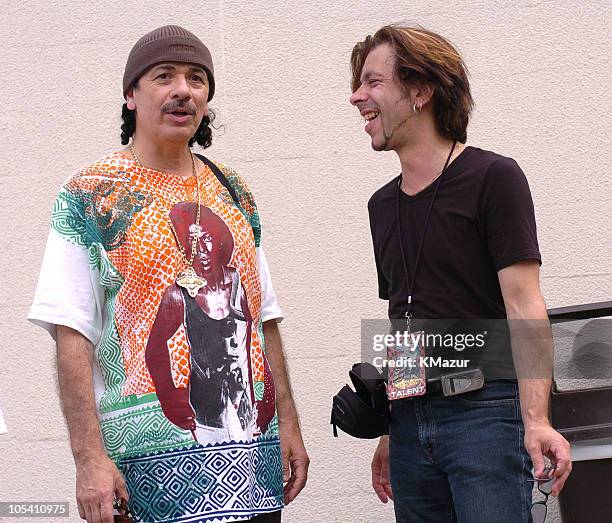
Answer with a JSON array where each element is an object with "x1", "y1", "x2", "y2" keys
[{"x1": 29, "y1": 25, "x2": 308, "y2": 523}]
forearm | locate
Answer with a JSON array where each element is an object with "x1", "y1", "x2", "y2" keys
[
  {"x1": 56, "y1": 325, "x2": 107, "y2": 463},
  {"x1": 506, "y1": 294, "x2": 553, "y2": 426},
  {"x1": 499, "y1": 263, "x2": 572, "y2": 489},
  {"x1": 262, "y1": 320, "x2": 299, "y2": 424},
  {"x1": 262, "y1": 320, "x2": 309, "y2": 501}
]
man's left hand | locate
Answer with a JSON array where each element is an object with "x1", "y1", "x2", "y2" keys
[
  {"x1": 279, "y1": 419, "x2": 309, "y2": 504},
  {"x1": 524, "y1": 421, "x2": 572, "y2": 496}
]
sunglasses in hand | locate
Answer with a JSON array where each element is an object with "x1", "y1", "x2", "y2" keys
[
  {"x1": 113, "y1": 498, "x2": 133, "y2": 523},
  {"x1": 527, "y1": 466, "x2": 556, "y2": 523}
]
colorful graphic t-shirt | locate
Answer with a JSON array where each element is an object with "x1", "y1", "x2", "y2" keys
[{"x1": 29, "y1": 152, "x2": 284, "y2": 522}]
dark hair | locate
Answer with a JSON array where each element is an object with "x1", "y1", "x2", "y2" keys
[
  {"x1": 120, "y1": 102, "x2": 215, "y2": 148},
  {"x1": 169, "y1": 202, "x2": 233, "y2": 265},
  {"x1": 350, "y1": 25, "x2": 474, "y2": 143}
]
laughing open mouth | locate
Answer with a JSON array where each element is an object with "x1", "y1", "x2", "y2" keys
[{"x1": 363, "y1": 111, "x2": 380, "y2": 124}]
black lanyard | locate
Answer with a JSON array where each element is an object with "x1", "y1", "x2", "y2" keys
[{"x1": 395, "y1": 141, "x2": 457, "y2": 328}]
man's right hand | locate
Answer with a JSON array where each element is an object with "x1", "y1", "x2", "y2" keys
[
  {"x1": 372, "y1": 435, "x2": 393, "y2": 503},
  {"x1": 75, "y1": 453, "x2": 129, "y2": 523}
]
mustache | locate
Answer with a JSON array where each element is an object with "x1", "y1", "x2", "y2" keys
[
  {"x1": 161, "y1": 101, "x2": 196, "y2": 115},
  {"x1": 358, "y1": 104, "x2": 379, "y2": 112}
]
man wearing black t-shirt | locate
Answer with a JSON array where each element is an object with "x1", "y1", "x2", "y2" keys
[{"x1": 349, "y1": 26, "x2": 571, "y2": 522}]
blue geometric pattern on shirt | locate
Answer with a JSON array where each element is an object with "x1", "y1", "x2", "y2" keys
[
  {"x1": 264, "y1": 415, "x2": 279, "y2": 437},
  {"x1": 101, "y1": 403, "x2": 194, "y2": 459},
  {"x1": 117, "y1": 437, "x2": 283, "y2": 523},
  {"x1": 253, "y1": 380, "x2": 264, "y2": 401}
]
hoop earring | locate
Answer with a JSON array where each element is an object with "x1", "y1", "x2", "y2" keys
[{"x1": 413, "y1": 103, "x2": 421, "y2": 114}]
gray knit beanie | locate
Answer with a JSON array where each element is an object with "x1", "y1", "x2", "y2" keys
[{"x1": 123, "y1": 25, "x2": 215, "y2": 101}]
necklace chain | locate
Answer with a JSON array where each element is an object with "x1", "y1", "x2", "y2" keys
[{"x1": 129, "y1": 144, "x2": 200, "y2": 271}]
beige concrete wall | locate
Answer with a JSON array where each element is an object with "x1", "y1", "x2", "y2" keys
[{"x1": 1, "y1": 1, "x2": 610, "y2": 522}]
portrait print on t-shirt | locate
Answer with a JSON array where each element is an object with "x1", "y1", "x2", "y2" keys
[{"x1": 145, "y1": 202, "x2": 276, "y2": 444}]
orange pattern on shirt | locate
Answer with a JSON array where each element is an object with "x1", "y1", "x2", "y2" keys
[
  {"x1": 167, "y1": 324, "x2": 190, "y2": 389},
  {"x1": 64, "y1": 152, "x2": 264, "y2": 396}
]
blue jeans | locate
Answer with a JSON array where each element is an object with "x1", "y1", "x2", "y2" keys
[{"x1": 389, "y1": 380, "x2": 533, "y2": 523}]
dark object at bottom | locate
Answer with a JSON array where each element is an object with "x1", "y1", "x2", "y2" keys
[
  {"x1": 550, "y1": 385, "x2": 612, "y2": 443},
  {"x1": 113, "y1": 499, "x2": 133, "y2": 522},
  {"x1": 250, "y1": 510, "x2": 282, "y2": 522},
  {"x1": 557, "y1": 459, "x2": 612, "y2": 522},
  {"x1": 331, "y1": 362, "x2": 389, "y2": 439},
  {"x1": 551, "y1": 383, "x2": 612, "y2": 523},
  {"x1": 548, "y1": 301, "x2": 612, "y2": 523}
]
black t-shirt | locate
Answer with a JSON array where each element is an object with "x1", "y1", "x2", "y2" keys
[
  {"x1": 368, "y1": 147, "x2": 541, "y2": 378},
  {"x1": 368, "y1": 146, "x2": 541, "y2": 319}
]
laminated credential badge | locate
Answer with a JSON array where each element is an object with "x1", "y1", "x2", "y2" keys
[{"x1": 386, "y1": 330, "x2": 426, "y2": 400}]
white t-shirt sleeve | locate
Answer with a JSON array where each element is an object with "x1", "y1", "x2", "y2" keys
[
  {"x1": 28, "y1": 228, "x2": 104, "y2": 346},
  {"x1": 257, "y1": 246, "x2": 283, "y2": 323}
]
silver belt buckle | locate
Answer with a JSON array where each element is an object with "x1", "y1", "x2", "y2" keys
[{"x1": 440, "y1": 368, "x2": 485, "y2": 396}]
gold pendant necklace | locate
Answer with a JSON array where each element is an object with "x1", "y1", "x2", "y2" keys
[
  {"x1": 130, "y1": 144, "x2": 206, "y2": 298},
  {"x1": 176, "y1": 266, "x2": 207, "y2": 298}
]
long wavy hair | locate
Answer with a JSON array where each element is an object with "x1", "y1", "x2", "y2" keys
[
  {"x1": 351, "y1": 25, "x2": 474, "y2": 143},
  {"x1": 120, "y1": 103, "x2": 215, "y2": 148}
]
